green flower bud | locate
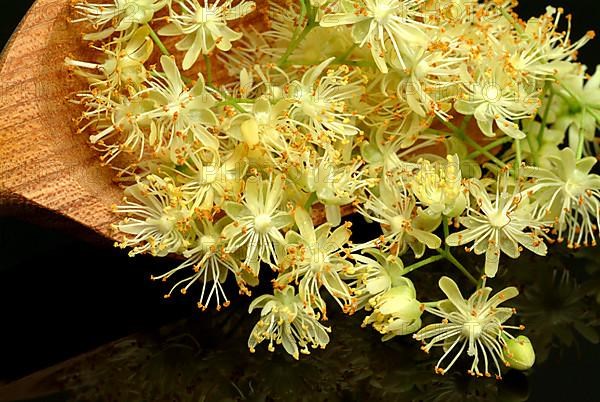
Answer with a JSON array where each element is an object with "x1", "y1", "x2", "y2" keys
[{"x1": 503, "y1": 336, "x2": 535, "y2": 370}]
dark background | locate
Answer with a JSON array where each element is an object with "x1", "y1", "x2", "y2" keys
[{"x1": 2, "y1": 1, "x2": 600, "y2": 400}]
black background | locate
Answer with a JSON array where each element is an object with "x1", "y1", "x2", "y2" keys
[{"x1": 2, "y1": 1, "x2": 600, "y2": 400}]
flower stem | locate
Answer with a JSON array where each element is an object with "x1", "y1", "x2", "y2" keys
[
  {"x1": 289, "y1": 59, "x2": 376, "y2": 68},
  {"x1": 215, "y1": 99, "x2": 251, "y2": 113},
  {"x1": 401, "y1": 255, "x2": 445, "y2": 275},
  {"x1": 146, "y1": 24, "x2": 171, "y2": 57},
  {"x1": 334, "y1": 44, "x2": 358, "y2": 64},
  {"x1": 500, "y1": 7, "x2": 524, "y2": 35},
  {"x1": 460, "y1": 133, "x2": 506, "y2": 167},
  {"x1": 514, "y1": 139, "x2": 522, "y2": 179},
  {"x1": 466, "y1": 137, "x2": 512, "y2": 159},
  {"x1": 278, "y1": 3, "x2": 317, "y2": 67},
  {"x1": 576, "y1": 110, "x2": 587, "y2": 159},
  {"x1": 432, "y1": 119, "x2": 506, "y2": 167},
  {"x1": 203, "y1": 54, "x2": 213, "y2": 86},
  {"x1": 524, "y1": 123, "x2": 540, "y2": 166},
  {"x1": 304, "y1": 192, "x2": 318, "y2": 211},
  {"x1": 210, "y1": 84, "x2": 254, "y2": 112},
  {"x1": 537, "y1": 82, "x2": 554, "y2": 147},
  {"x1": 437, "y1": 248, "x2": 478, "y2": 286},
  {"x1": 442, "y1": 216, "x2": 450, "y2": 252}
]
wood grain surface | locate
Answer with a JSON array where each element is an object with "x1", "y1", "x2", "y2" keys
[{"x1": 0, "y1": 0, "x2": 121, "y2": 239}]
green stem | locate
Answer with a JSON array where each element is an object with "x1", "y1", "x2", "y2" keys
[
  {"x1": 442, "y1": 217, "x2": 450, "y2": 252},
  {"x1": 460, "y1": 114, "x2": 472, "y2": 130},
  {"x1": 401, "y1": 255, "x2": 445, "y2": 275},
  {"x1": 146, "y1": 24, "x2": 171, "y2": 57},
  {"x1": 437, "y1": 248, "x2": 478, "y2": 286},
  {"x1": 466, "y1": 137, "x2": 512, "y2": 159},
  {"x1": 430, "y1": 121, "x2": 507, "y2": 167},
  {"x1": 514, "y1": 139, "x2": 522, "y2": 179},
  {"x1": 438, "y1": 117, "x2": 460, "y2": 133},
  {"x1": 462, "y1": 134, "x2": 506, "y2": 167},
  {"x1": 576, "y1": 109, "x2": 587, "y2": 159},
  {"x1": 278, "y1": 23, "x2": 316, "y2": 67},
  {"x1": 203, "y1": 54, "x2": 213, "y2": 86},
  {"x1": 537, "y1": 82, "x2": 554, "y2": 147},
  {"x1": 524, "y1": 130, "x2": 540, "y2": 166},
  {"x1": 500, "y1": 7, "x2": 524, "y2": 35},
  {"x1": 283, "y1": 59, "x2": 376, "y2": 68},
  {"x1": 278, "y1": 3, "x2": 317, "y2": 68},
  {"x1": 210, "y1": 84, "x2": 255, "y2": 112},
  {"x1": 304, "y1": 192, "x2": 318, "y2": 211},
  {"x1": 216, "y1": 99, "x2": 248, "y2": 113},
  {"x1": 334, "y1": 44, "x2": 358, "y2": 64}
]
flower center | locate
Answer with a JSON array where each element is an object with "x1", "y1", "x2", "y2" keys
[
  {"x1": 200, "y1": 166, "x2": 218, "y2": 184},
  {"x1": 488, "y1": 210, "x2": 510, "y2": 228},
  {"x1": 482, "y1": 85, "x2": 501, "y2": 103},
  {"x1": 462, "y1": 319, "x2": 483, "y2": 339},
  {"x1": 300, "y1": 93, "x2": 329, "y2": 120},
  {"x1": 199, "y1": 235, "x2": 216, "y2": 251},
  {"x1": 310, "y1": 250, "x2": 328, "y2": 272},
  {"x1": 254, "y1": 214, "x2": 273, "y2": 233},
  {"x1": 390, "y1": 215, "x2": 410, "y2": 233},
  {"x1": 196, "y1": 7, "x2": 218, "y2": 24},
  {"x1": 565, "y1": 170, "x2": 588, "y2": 197},
  {"x1": 154, "y1": 215, "x2": 176, "y2": 235},
  {"x1": 373, "y1": 3, "x2": 395, "y2": 24}
]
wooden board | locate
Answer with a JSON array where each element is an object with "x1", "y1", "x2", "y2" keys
[{"x1": 0, "y1": 0, "x2": 121, "y2": 239}]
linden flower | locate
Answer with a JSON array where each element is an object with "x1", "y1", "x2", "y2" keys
[
  {"x1": 552, "y1": 66, "x2": 600, "y2": 145},
  {"x1": 71, "y1": 0, "x2": 168, "y2": 40},
  {"x1": 65, "y1": 26, "x2": 153, "y2": 94},
  {"x1": 222, "y1": 175, "x2": 293, "y2": 276},
  {"x1": 446, "y1": 174, "x2": 548, "y2": 278},
  {"x1": 454, "y1": 68, "x2": 541, "y2": 139},
  {"x1": 384, "y1": 38, "x2": 464, "y2": 119},
  {"x1": 363, "y1": 281, "x2": 423, "y2": 340},
  {"x1": 77, "y1": 93, "x2": 155, "y2": 163},
  {"x1": 521, "y1": 7, "x2": 595, "y2": 76},
  {"x1": 286, "y1": 58, "x2": 365, "y2": 141},
  {"x1": 114, "y1": 175, "x2": 190, "y2": 257},
  {"x1": 504, "y1": 7, "x2": 595, "y2": 84},
  {"x1": 414, "y1": 276, "x2": 522, "y2": 378},
  {"x1": 320, "y1": 0, "x2": 430, "y2": 73},
  {"x1": 287, "y1": 151, "x2": 370, "y2": 219},
  {"x1": 310, "y1": 157, "x2": 369, "y2": 225},
  {"x1": 525, "y1": 147, "x2": 600, "y2": 248},
  {"x1": 159, "y1": 0, "x2": 257, "y2": 70},
  {"x1": 412, "y1": 154, "x2": 466, "y2": 218},
  {"x1": 217, "y1": 26, "x2": 270, "y2": 76},
  {"x1": 227, "y1": 97, "x2": 291, "y2": 158},
  {"x1": 276, "y1": 207, "x2": 356, "y2": 317},
  {"x1": 358, "y1": 176, "x2": 441, "y2": 257},
  {"x1": 145, "y1": 56, "x2": 218, "y2": 153},
  {"x1": 150, "y1": 217, "x2": 242, "y2": 310},
  {"x1": 171, "y1": 146, "x2": 247, "y2": 211},
  {"x1": 248, "y1": 286, "x2": 331, "y2": 359},
  {"x1": 347, "y1": 248, "x2": 407, "y2": 308}
]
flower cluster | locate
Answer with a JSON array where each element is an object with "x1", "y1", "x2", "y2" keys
[{"x1": 67, "y1": 0, "x2": 598, "y2": 376}]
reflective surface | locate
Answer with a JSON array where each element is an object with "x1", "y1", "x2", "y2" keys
[{"x1": 3, "y1": 215, "x2": 600, "y2": 401}]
